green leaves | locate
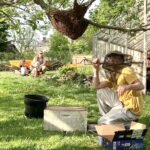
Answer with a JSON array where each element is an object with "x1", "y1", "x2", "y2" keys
[
  {"x1": 68, "y1": 38, "x2": 91, "y2": 54},
  {"x1": 0, "y1": 21, "x2": 9, "y2": 51},
  {"x1": 28, "y1": 19, "x2": 37, "y2": 30},
  {"x1": 90, "y1": 0, "x2": 142, "y2": 28},
  {"x1": 46, "y1": 32, "x2": 71, "y2": 63}
]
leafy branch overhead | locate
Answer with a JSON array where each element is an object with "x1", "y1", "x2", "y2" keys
[
  {"x1": 0, "y1": 0, "x2": 17, "y2": 5},
  {"x1": 0, "y1": 0, "x2": 150, "y2": 40},
  {"x1": 33, "y1": 0, "x2": 150, "y2": 40}
]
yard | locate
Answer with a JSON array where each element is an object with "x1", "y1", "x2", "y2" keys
[{"x1": 0, "y1": 68, "x2": 150, "y2": 150}]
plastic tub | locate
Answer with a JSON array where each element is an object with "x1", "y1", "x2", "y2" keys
[{"x1": 24, "y1": 94, "x2": 48, "y2": 118}]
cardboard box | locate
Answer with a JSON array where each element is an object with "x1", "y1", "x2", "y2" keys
[
  {"x1": 95, "y1": 122, "x2": 147, "y2": 150},
  {"x1": 44, "y1": 106, "x2": 87, "y2": 131}
]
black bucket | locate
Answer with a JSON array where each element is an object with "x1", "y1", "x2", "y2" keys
[{"x1": 24, "y1": 94, "x2": 48, "y2": 118}]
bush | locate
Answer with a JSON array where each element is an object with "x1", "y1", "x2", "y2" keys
[
  {"x1": 0, "y1": 51, "x2": 35, "y2": 61},
  {"x1": 58, "y1": 65, "x2": 77, "y2": 74},
  {"x1": 0, "y1": 52, "x2": 20, "y2": 61},
  {"x1": 47, "y1": 32, "x2": 71, "y2": 64},
  {"x1": 19, "y1": 51, "x2": 35, "y2": 59}
]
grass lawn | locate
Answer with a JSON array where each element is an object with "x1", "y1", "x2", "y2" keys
[{"x1": 0, "y1": 70, "x2": 150, "y2": 150}]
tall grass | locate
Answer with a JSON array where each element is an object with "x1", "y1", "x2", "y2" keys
[{"x1": 0, "y1": 70, "x2": 149, "y2": 150}]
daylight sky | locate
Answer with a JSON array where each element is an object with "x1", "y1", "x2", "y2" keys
[{"x1": 85, "y1": 0, "x2": 100, "y2": 18}]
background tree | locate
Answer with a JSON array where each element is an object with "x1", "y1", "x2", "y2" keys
[
  {"x1": 46, "y1": 32, "x2": 71, "y2": 63},
  {"x1": 0, "y1": 20, "x2": 20, "y2": 61},
  {"x1": 12, "y1": 26, "x2": 35, "y2": 52},
  {"x1": 0, "y1": 21, "x2": 9, "y2": 52},
  {"x1": 89, "y1": 0, "x2": 143, "y2": 30},
  {"x1": 68, "y1": 35, "x2": 92, "y2": 54}
]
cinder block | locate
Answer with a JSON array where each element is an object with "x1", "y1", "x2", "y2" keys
[{"x1": 43, "y1": 106, "x2": 87, "y2": 131}]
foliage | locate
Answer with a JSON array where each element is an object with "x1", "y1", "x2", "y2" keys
[
  {"x1": 0, "y1": 0, "x2": 147, "y2": 54},
  {"x1": 0, "y1": 0, "x2": 71, "y2": 32},
  {"x1": 46, "y1": 32, "x2": 71, "y2": 63},
  {"x1": 0, "y1": 21, "x2": 8, "y2": 40},
  {"x1": 89, "y1": 0, "x2": 143, "y2": 28},
  {"x1": 0, "y1": 51, "x2": 34, "y2": 61},
  {"x1": 0, "y1": 0, "x2": 146, "y2": 48},
  {"x1": 84, "y1": 0, "x2": 144, "y2": 39},
  {"x1": 46, "y1": 0, "x2": 71, "y2": 8},
  {"x1": 19, "y1": 51, "x2": 35, "y2": 59},
  {"x1": 0, "y1": 21, "x2": 9, "y2": 51},
  {"x1": 0, "y1": 1, "x2": 45, "y2": 30},
  {"x1": 0, "y1": 1, "x2": 51, "y2": 52},
  {"x1": 51, "y1": 65, "x2": 93, "y2": 85},
  {"x1": 0, "y1": 52, "x2": 19, "y2": 61},
  {"x1": 69, "y1": 37, "x2": 92, "y2": 54},
  {"x1": 58, "y1": 64, "x2": 77, "y2": 74},
  {"x1": 57, "y1": 64, "x2": 78, "y2": 82},
  {"x1": 76, "y1": 65, "x2": 93, "y2": 76},
  {"x1": 13, "y1": 26, "x2": 35, "y2": 52}
]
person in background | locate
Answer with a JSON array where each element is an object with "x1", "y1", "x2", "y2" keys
[
  {"x1": 92, "y1": 51, "x2": 144, "y2": 125},
  {"x1": 30, "y1": 51, "x2": 47, "y2": 77},
  {"x1": 19, "y1": 59, "x2": 30, "y2": 76}
]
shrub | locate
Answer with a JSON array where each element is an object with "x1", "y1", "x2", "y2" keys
[{"x1": 58, "y1": 65, "x2": 77, "y2": 74}]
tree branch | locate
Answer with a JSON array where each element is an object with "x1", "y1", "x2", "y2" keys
[
  {"x1": 1, "y1": 0, "x2": 149, "y2": 37},
  {"x1": 87, "y1": 19, "x2": 150, "y2": 33},
  {"x1": 83, "y1": 0, "x2": 96, "y2": 7},
  {"x1": 58, "y1": 0, "x2": 66, "y2": 9},
  {"x1": 33, "y1": 0, "x2": 49, "y2": 11},
  {"x1": 0, "y1": 10, "x2": 15, "y2": 25}
]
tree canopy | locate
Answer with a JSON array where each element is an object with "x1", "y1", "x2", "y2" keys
[
  {"x1": 0, "y1": 0, "x2": 149, "y2": 40},
  {"x1": 0, "y1": 21, "x2": 9, "y2": 51},
  {"x1": 47, "y1": 32, "x2": 71, "y2": 63}
]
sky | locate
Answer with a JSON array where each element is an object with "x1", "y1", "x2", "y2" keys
[{"x1": 85, "y1": 0, "x2": 100, "y2": 18}]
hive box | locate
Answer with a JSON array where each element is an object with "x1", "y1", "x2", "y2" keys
[
  {"x1": 95, "y1": 122, "x2": 147, "y2": 150},
  {"x1": 44, "y1": 106, "x2": 87, "y2": 131}
]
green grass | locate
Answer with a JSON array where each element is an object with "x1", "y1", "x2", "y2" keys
[{"x1": 0, "y1": 70, "x2": 150, "y2": 150}]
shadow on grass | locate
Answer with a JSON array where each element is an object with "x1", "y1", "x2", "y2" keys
[
  {"x1": 5, "y1": 144, "x2": 103, "y2": 150},
  {"x1": 50, "y1": 144, "x2": 103, "y2": 150},
  {"x1": 0, "y1": 116, "x2": 102, "y2": 150},
  {"x1": 0, "y1": 115, "x2": 97, "y2": 139},
  {"x1": 0, "y1": 95, "x2": 24, "y2": 112},
  {"x1": 0, "y1": 74, "x2": 102, "y2": 150}
]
